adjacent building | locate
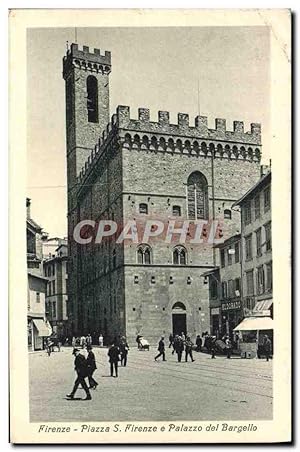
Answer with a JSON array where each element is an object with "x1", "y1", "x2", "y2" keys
[
  {"x1": 26, "y1": 198, "x2": 51, "y2": 350},
  {"x1": 43, "y1": 239, "x2": 69, "y2": 339},
  {"x1": 63, "y1": 43, "x2": 263, "y2": 345},
  {"x1": 234, "y1": 169, "x2": 272, "y2": 318},
  {"x1": 205, "y1": 234, "x2": 242, "y2": 338},
  {"x1": 206, "y1": 168, "x2": 272, "y2": 344}
]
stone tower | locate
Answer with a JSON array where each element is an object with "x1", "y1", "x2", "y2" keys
[
  {"x1": 62, "y1": 43, "x2": 111, "y2": 333},
  {"x1": 63, "y1": 43, "x2": 111, "y2": 188}
]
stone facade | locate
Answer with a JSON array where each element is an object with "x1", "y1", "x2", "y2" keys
[{"x1": 63, "y1": 43, "x2": 262, "y2": 345}]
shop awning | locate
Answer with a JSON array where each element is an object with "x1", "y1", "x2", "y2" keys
[
  {"x1": 253, "y1": 299, "x2": 273, "y2": 311},
  {"x1": 233, "y1": 316, "x2": 274, "y2": 331},
  {"x1": 32, "y1": 319, "x2": 52, "y2": 337}
]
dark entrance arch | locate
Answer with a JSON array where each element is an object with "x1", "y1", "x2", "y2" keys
[{"x1": 172, "y1": 302, "x2": 187, "y2": 336}]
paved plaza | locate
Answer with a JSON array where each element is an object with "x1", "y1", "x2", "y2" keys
[{"x1": 29, "y1": 347, "x2": 273, "y2": 422}]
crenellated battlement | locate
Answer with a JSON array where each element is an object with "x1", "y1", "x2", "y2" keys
[
  {"x1": 76, "y1": 105, "x2": 262, "y2": 190},
  {"x1": 63, "y1": 43, "x2": 111, "y2": 79},
  {"x1": 115, "y1": 106, "x2": 261, "y2": 145}
]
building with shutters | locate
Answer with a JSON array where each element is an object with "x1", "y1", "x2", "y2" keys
[{"x1": 233, "y1": 169, "x2": 272, "y2": 318}]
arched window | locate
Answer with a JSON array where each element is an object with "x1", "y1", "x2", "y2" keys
[
  {"x1": 144, "y1": 248, "x2": 151, "y2": 264},
  {"x1": 86, "y1": 76, "x2": 98, "y2": 123},
  {"x1": 187, "y1": 171, "x2": 208, "y2": 219},
  {"x1": 173, "y1": 245, "x2": 187, "y2": 265},
  {"x1": 224, "y1": 209, "x2": 232, "y2": 219},
  {"x1": 137, "y1": 244, "x2": 152, "y2": 264},
  {"x1": 137, "y1": 248, "x2": 143, "y2": 264},
  {"x1": 139, "y1": 203, "x2": 148, "y2": 214}
]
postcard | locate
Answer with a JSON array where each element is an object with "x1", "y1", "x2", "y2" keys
[{"x1": 9, "y1": 8, "x2": 291, "y2": 443}]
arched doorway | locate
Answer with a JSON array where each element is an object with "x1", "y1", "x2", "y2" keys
[{"x1": 172, "y1": 302, "x2": 187, "y2": 336}]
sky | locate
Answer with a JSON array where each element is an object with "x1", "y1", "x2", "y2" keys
[{"x1": 27, "y1": 26, "x2": 270, "y2": 237}]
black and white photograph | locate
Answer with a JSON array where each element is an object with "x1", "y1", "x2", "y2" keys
[{"x1": 9, "y1": 9, "x2": 291, "y2": 444}]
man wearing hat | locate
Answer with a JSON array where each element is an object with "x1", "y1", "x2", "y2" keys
[
  {"x1": 86, "y1": 345, "x2": 98, "y2": 389},
  {"x1": 66, "y1": 348, "x2": 92, "y2": 400},
  {"x1": 154, "y1": 336, "x2": 166, "y2": 362}
]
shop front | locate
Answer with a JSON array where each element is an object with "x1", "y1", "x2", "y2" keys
[
  {"x1": 220, "y1": 299, "x2": 243, "y2": 341},
  {"x1": 233, "y1": 314, "x2": 273, "y2": 358},
  {"x1": 210, "y1": 307, "x2": 221, "y2": 338},
  {"x1": 28, "y1": 316, "x2": 52, "y2": 351}
]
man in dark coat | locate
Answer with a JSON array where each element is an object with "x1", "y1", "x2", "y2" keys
[
  {"x1": 195, "y1": 335, "x2": 202, "y2": 352},
  {"x1": 174, "y1": 335, "x2": 184, "y2": 362},
  {"x1": 119, "y1": 336, "x2": 129, "y2": 367},
  {"x1": 154, "y1": 337, "x2": 166, "y2": 361},
  {"x1": 108, "y1": 343, "x2": 120, "y2": 377},
  {"x1": 185, "y1": 336, "x2": 195, "y2": 362},
  {"x1": 211, "y1": 337, "x2": 217, "y2": 359},
  {"x1": 225, "y1": 336, "x2": 232, "y2": 359},
  {"x1": 263, "y1": 334, "x2": 272, "y2": 361},
  {"x1": 86, "y1": 345, "x2": 98, "y2": 389},
  {"x1": 66, "y1": 348, "x2": 91, "y2": 400}
]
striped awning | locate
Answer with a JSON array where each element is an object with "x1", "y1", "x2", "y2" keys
[
  {"x1": 253, "y1": 299, "x2": 273, "y2": 311},
  {"x1": 32, "y1": 319, "x2": 52, "y2": 337}
]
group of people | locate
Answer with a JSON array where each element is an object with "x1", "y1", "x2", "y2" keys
[
  {"x1": 71, "y1": 333, "x2": 104, "y2": 349},
  {"x1": 155, "y1": 333, "x2": 195, "y2": 363},
  {"x1": 66, "y1": 335, "x2": 129, "y2": 401}
]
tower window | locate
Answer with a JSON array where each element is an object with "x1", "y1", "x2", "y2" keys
[
  {"x1": 139, "y1": 203, "x2": 148, "y2": 214},
  {"x1": 224, "y1": 209, "x2": 232, "y2": 219},
  {"x1": 172, "y1": 205, "x2": 181, "y2": 216},
  {"x1": 86, "y1": 75, "x2": 98, "y2": 123}
]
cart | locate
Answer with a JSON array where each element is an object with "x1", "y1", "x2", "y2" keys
[{"x1": 138, "y1": 337, "x2": 150, "y2": 350}]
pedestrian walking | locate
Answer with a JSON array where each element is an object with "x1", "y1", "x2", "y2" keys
[
  {"x1": 168, "y1": 333, "x2": 174, "y2": 348},
  {"x1": 86, "y1": 334, "x2": 92, "y2": 347},
  {"x1": 155, "y1": 337, "x2": 166, "y2": 361},
  {"x1": 66, "y1": 348, "x2": 91, "y2": 400},
  {"x1": 86, "y1": 345, "x2": 98, "y2": 390},
  {"x1": 211, "y1": 337, "x2": 217, "y2": 359},
  {"x1": 98, "y1": 333, "x2": 104, "y2": 347},
  {"x1": 108, "y1": 342, "x2": 120, "y2": 377},
  {"x1": 195, "y1": 335, "x2": 202, "y2": 352},
  {"x1": 172, "y1": 335, "x2": 178, "y2": 355},
  {"x1": 119, "y1": 336, "x2": 129, "y2": 367},
  {"x1": 174, "y1": 335, "x2": 184, "y2": 362},
  {"x1": 185, "y1": 336, "x2": 195, "y2": 362},
  {"x1": 263, "y1": 334, "x2": 272, "y2": 361},
  {"x1": 46, "y1": 338, "x2": 53, "y2": 356},
  {"x1": 225, "y1": 336, "x2": 232, "y2": 359}
]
